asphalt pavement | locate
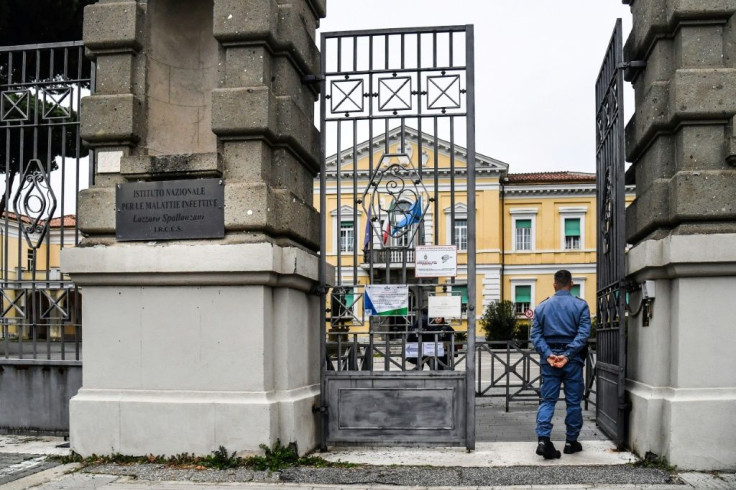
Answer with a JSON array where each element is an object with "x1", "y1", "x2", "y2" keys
[{"x1": 1, "y1": 400, "x2": 734, "y2": 489}]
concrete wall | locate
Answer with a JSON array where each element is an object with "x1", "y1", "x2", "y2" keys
[{"x1": 0, "y1": 361, "x2": 82, "y2": 435}]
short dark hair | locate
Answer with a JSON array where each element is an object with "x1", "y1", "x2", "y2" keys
[{"x1": 554, "y1": 269, "x2": 572, "y2": 287}]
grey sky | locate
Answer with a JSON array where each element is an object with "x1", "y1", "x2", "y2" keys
[{"x1": 317, "y1": 1, "x2": 633, "y2": 174}]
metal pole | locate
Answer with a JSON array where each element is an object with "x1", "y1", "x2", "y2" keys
[
  {"x1": 318, "y1": 32, "x2": 329, "y2": 452},
  {"x1": 464, "y1": 24, "x2": 477, "y2": 451}
]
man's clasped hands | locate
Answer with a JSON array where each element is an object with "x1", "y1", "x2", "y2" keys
[{"x1": 546, "y1": 354, "x2": 569, "y2": 368}]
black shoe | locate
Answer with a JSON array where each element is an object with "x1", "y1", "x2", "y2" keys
[
  {"x1": 536, "y1": 438, "x2": 561, "y2": 459},
  {"x1": 563, "y1": 440, "x2": 583, "y2": 454}
]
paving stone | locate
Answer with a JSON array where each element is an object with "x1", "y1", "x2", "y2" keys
[
  {"x1": 476, "y1": 399, "x2": 606, "y2": 443},
  {"x1": 0, "y1": 453, "x2": 58, "y2": 486},
  {"x1": 679, "y1": 472, "x2": 736, "y2": 488}
]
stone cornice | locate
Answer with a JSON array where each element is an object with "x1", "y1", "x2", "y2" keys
[
  {"x1": 624, "y1": 0, "x2": 736, "y2": 62},
  {"x1": 627, "y1": 232, "x2": 736, "y2": 280},
  {"x1": 504, "y1": 184, "x2": 635, "y2": 197},
  {"x1": 325, "y1": 126, "x2": 509, "y2": 175},
  {"x1": 62, "y1": 242, "x2": 321, "y2": 291},
  {"x1": 324, "y1": 166, "x2": 504, "y2": 180}
]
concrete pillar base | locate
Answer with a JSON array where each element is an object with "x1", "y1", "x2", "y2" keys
[
  {"x1": 626, "y1": 233, "x2": 736, "y2": 471},
  {"x1": 62, "y1": 242, "x2": 321, "y2": 456},
  {"x1": 70, "y1": 386, "x2": 319, "y2": 456},
  {"x1": 627, "y1": 381, "x2": 736, "y2": 470}
]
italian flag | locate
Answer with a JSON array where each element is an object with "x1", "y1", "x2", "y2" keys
[{"x1": 382, "y1": 198, "x2": 395, "y2": 244}]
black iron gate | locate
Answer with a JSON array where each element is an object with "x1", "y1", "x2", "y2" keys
[
  {"x1": 318, "y1": 25, "x2": 476, "y2": 449},
  {"x1": 595, "y1": 20, "x2": 628, "y2": 448},
  {"x1": 1, "y1": 41, "x2": 90, "y2": 362},
  {"x1": 0, "y1": 41, "x2": 91, "y2": 433}
]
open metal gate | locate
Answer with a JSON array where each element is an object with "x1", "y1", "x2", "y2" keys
[
  {"x1": 0, "y1": 41, "x2": 91, "y2": 432},
  {"x1": 318, "y1": 25, "x2": 476, "y2": 449},
  {"x1": 595, "y1": 20, "x2": 628, "y2": 448}
]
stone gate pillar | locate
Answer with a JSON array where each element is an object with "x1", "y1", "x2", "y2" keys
[
  {"x1": 623, "y1": 1, "x2": 736, "y2": 470},
  {"x1": 62, "y1": 0, "x2": 327, "y2": 456}
]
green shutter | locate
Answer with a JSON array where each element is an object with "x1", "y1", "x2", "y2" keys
[
  {"x1": 454, "y1": 286, "x2": 468, "y2": 305},
  {"x1": 341, "y1": 221, "x2": 354, "y2": 228},
  {"x1": 565, "y1": 218, "x2": 580, "y2": 236},
  {"x1": 571, "y1": 285, "x2": 580, "y2": 297},
  {"x1": 515, "y1": 285, "x2": 531, "y2": 303},
  {"x1": 345, "y1": 289, "x2": 355, "y2": 308},
  {"x1": 516, "y1": 219, "x2": 531, "y2": 229}
]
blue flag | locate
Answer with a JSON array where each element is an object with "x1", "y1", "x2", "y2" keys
[{"x1": 393, "y1": 197, "x2": 423, "y2": 235}]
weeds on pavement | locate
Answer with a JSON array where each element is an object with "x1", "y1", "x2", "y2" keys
[
  {"x1": 632, "y1": 451, "x2": 677, "y2": 472},
  {"x1": 52, "y1": 440, "x2": 356, "y2": 471}
]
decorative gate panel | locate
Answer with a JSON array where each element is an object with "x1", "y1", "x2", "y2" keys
[
  {"x1": 1, "y1": 41, "x2": 91, "y2": 362},
  {"x1": 318, "y1": 26, "x2": 477, "y2": 449},
  {"x1": 595, "y1": 20, "x2": 628, "y2": 448}
]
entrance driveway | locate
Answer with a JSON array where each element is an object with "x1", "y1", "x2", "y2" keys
[{"x1": 476, "y1": 397, "x2": 606, "y2": 443}]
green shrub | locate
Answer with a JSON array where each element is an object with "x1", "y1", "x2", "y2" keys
[{"x1": 480, "y1": 300, "x2": 517, "y2": 341}]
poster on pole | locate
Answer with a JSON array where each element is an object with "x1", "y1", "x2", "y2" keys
[
  {"x1": 415, "y1": 245, "x2": 458, "y2": 278},
  {"x1": 364, "y1": 285, "x2": 409, "y2": 316},
  {"x1": 428, "y1": 295, "x2": 462, "y2": 319},
  {"x1": 405, "y1": 342, "x2": 445, "y2": 358}
]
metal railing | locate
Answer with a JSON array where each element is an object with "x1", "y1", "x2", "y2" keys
[
  {"x1": 326, "y1": 328, "x2": 464, "y2": 372},
  {"x1": 1, "y1": 40, "x2": 91, "y2": 362},
  {"x1": 362, "y1": 247, "x2": 416, "y2": 267},
  {"x1": 475, "y1": 341, "x2": 540, "y2": 411},
  {"x1": 1, "y1": 281, "x2": 82, "y2": 361},
  {"x1": 326, "y1": 333, "x2": 598, "y2": 411},
  {"x1": 474, "y1": 339, "x2": 597, "y2": 411}
]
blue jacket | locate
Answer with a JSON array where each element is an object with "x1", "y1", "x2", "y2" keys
[{"x1": 531, "y1": 289, "x2": 591, "y2": 361}]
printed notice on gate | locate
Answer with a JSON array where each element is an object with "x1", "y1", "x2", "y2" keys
[
  {"x1": 405, "y1": 342, "x2": 444, "y2": 358},
  {"x1": 364, "y1": 285, "x2": 409, "y2": 316},
  {"x1": 415, "y1": 245, "x2": 458, "y2": 277},
  {"x1": 428, "y1": 295, "x2": 462, "y2": 319}
]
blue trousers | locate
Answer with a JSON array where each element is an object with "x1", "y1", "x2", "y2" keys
[{"x1": 536, "y1": 360, "x2": 584, "y2": 441}]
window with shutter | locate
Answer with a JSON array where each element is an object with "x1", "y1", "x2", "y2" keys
[
  {"x1": 564, "y1": 218, "x2": 581, "y2": 250},
  {"x1": 515, "y1": 219, "x2": 532, "y2": 251},
  {"x1": 515, "y1": 285, "x2": 532, "y2": 315}
]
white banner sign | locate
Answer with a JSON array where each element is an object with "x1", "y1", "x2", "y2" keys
[
  {"x1": 405, "y1": 342, "x2": 445, "y2": 358},
  {"x1": 428, "y1": 295, "x2": 462, "y2": 319},
  {"x1": 364, "y1": 285, "x2": 409, "y2": 316},
  {"x1": 415, "y1": 245, "x2": 458, "y2": 277}
]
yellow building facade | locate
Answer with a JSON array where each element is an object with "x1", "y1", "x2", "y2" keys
[
  {"x1": 1, "y1": 213, "x2": 78, "y2": 340},
  {"x1": 316, "y1": 128, "x2": 633, "y2": 336}
]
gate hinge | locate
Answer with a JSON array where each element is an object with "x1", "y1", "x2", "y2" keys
[
  {"x1": 309, "y1": 284, "x2": 329, "y2": 296},
  {"x1": 312, "y1": 404, "x2": 329, "y2": 414},
  {"x1": 302, "y1": 74, "x2": 325, "y2": 85},
  {"x1": 616, "y1": 61, "x2": 646, "y2": 70},
  {"x1": 617, "y1": 60, "x2": 646, "y2": 82},
  {"x1": 622, "y1": 279, "x2": 640, "y2": 292}
]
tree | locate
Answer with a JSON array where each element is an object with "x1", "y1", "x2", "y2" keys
[
  {"x1": 480, "y1": 300, "x2": 518, "y2": 341},
  {"x1": 0, "y1": 0, "x2": 97, "y2": 47},
  {"x1": 0, "y1": 93, "x2": 77, "y2": 217},
  {"x1": 0, "y1": 0, "x2": 92, "y2": 217}
]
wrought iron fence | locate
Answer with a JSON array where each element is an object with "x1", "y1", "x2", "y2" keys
[
  {"x1": 326, "y1": 328, "x2": 465, "y2": 372},
  {"x1": 325, "y1": 333, "x2": 598, "y2": 410},
  {"x1": 474, "y1": 340, "x2": 597, "y2": 411},
  {"x1": 362, "y1": 247, "x2": 416, "y2": 267},
  {"x1": 475, "y1": 341, "x2": 540, "y2": 410},
  {"x1": 1, "y1": 41, "x2": 91, "y2": 361}
]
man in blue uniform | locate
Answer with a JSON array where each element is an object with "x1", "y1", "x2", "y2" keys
[{"x1": 531, "y1": 269, "x2": 591, "y2": 459}]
